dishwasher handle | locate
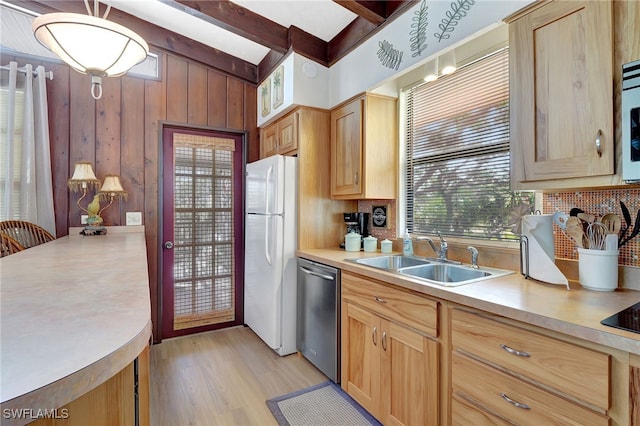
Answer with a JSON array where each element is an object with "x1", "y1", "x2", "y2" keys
[{"x1": 299, "y1": 266, "x2": 335, "y2": 281}]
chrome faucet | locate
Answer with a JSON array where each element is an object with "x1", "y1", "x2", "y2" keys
[
  {"x1": 467, "y1": 246, "x2": 479, "y2": 268},
  {"x1": 420, "y1": 233, "x2": 449, "y2": 262}
]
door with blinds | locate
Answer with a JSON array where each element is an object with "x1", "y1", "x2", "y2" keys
[{"x1": 161, "y1": 126, "x2": 244, "y2": 339}]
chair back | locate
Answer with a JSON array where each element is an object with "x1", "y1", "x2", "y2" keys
[
  {"x1": 1, "y1": 233, "x2": 25, "y2": 257},
  {"x1": 0, "y1": 220, "x2": 55, "y2": 249}
]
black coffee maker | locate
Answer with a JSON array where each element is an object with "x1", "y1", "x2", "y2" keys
[{"x1": 341, "y1": 212, "x2": 370, "y2": 249}]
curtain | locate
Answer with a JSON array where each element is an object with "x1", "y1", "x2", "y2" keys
[{"x1": 0, "y1": 61, "x2": 56, "y2": 236}]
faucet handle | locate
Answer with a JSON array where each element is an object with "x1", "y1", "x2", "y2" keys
[{"x1": 467, "y1": 246, "x2": 479, "y2": 268}]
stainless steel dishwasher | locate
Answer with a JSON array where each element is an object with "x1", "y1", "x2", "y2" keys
[{"x1": 296, "y1": 258, "x2": 340, "y2": 383}]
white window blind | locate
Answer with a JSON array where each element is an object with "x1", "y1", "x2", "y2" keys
[{"x1": 405, "y1": 48, "x2": 532, "y2": 240}]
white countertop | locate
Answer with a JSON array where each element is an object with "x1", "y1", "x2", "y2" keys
[
  {"x1": 298, "y1": 249, "x2": 640, "y2": 354},
  {"x1": 0, "y1": 229, "x2": 151, "y2": 424}
]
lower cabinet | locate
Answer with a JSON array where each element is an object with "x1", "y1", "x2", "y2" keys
[
  {"x1": 341, "y1": 272, "x2": 439, "y2": 425},
  {"x1": 450, "y1": 308, "x2": 611, "y2": 425}
]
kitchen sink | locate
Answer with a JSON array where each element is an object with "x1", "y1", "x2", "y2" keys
[
  {"x1": 346, "y1": 254, "x2": 514, "y2": 287},
  {"x1": 351, "y1": 255, "x2": 432, "y2": 270}
]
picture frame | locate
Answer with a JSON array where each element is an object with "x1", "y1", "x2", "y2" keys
[
  {"x1": 260, "y1": 77, "x2": 271, "y2": 117},
  {"x1": 272, "y1": 65, "x2": 284, "y2": 109}
]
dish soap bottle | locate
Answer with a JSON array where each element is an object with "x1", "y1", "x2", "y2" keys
[{"x1": 403, "y1": 230, "x2": 413, "y2": 255}]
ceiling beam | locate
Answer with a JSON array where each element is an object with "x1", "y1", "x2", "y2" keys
[
  {"x1": 171, "y1": 0, "x2": 289, "y2": 54},
  {"x1": 8, "y1": 0, "x2": 258, "y2": 83},
  {"x1": 333, "y1": 1, "x2": 387, "y2": 25}
]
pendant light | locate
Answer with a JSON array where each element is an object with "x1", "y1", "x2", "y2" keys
[{"x1": 32, "y1": 0, "x2": 149, "y2": 99}]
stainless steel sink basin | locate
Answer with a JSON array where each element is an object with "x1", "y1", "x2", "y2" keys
[
  {"x1": 399, "y1": 263, "x2": 513, "y2": 286},
  {"x1": 346, "y1": 254, "x2": 513, "y2": 287},
  {"x1": 349, "y1": 255, "x2": 431, "y2": 270}
]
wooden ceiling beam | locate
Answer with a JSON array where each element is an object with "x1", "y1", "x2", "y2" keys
[
  {"x1": 333, "y1": 1, "x2": 387, "y2": 25},
  {"x1": 172, "y1": 0, "x2": 289, "y2": 54}
]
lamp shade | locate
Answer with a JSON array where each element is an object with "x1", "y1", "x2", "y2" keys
[
  {"x1": 99, "y1": 175, "x2": 127, "y2": 199},
  {"x1": 68, "y1": 161, "x2": 100, "y2": 192},
  {"x1": 32, "y1": 12, "x2": 149, "y2": 98}
]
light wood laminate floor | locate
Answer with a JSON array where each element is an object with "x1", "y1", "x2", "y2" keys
[{"x1": 150, "y1": 326, "x2": 327, "y2": 425}]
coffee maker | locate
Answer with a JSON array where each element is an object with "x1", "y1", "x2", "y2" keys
[{"x1": 341, "y1": 212, "x2": 370, "y2": 249}]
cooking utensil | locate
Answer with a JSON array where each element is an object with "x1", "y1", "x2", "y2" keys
[
  {"x1": 566, "y1": 216, "x2": 586, "y2": 248},
  {"x1": 619, "y1": 209, "x2": 640, "y2": 247},
  {"x1": 569, "y1": 207, "x2": 585, "y2": 217},
  {"x1": 605, "y1": 234, "x2": 618, "y2": 251},
  {"x1": 586, "y1": 222, "x2": 607, "y2": 250},
  {"x1": 577, "y1": 212, "x2": 596, "y2": 223},
  {"x1": 552, "y1": 211, "x2": 569, "y2": 230},
  {"x1": 620, "y1": 201, "x2": 631, "y2": 242},
  {"x1": 600, "y1": 213, "x2": 621, "y2": 235}
]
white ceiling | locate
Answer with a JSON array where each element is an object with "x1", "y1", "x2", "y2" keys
[{"x1": 1, "y1": 0, "x2": 358, "y2": 66}]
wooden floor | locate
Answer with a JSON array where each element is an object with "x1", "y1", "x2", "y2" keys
[{"x1": 150, "y1": 326, "x2": 328, "y2": 425}]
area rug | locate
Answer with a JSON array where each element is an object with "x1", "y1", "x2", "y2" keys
[{"x1": 266, "y1": 381, "x2": 382, "y2": 426}]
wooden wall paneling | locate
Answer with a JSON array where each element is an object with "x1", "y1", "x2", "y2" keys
[
  {"x1": 187, "y1": 63, "x2": 208, "y2": 125},
  {"x1": 121, "y1": 76, "x2": 146, "y2": 224},
  {"x1": 95, "y1": 76, "x2": 122, "y2": 227},
  {"x1": 145, "y1": 54, "x2": 167, "y2": 343},
  {"x1": 68, "y1": 71, "x2": 97, "y2": 227},
  {"x1": 45, "y1": 62, "x2": 71, "y2": 237},
  {"x1": 207, "y1": 70, "x2": 227, "y2": 127},
  {"x1": 244, "y1": 83, "x2": 259, "y2": 163},
  {"x1": 166, "y1": 55, "x2": 188, "y2": 122},
  {"x1": 227, "y1": 78, "x2": 244, "y2": 130}
]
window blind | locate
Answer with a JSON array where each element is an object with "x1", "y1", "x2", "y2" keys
[{"x1": 405, "y1": 48, "x2": 532, "y2": 240}]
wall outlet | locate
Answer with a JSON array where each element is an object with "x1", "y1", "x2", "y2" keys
[
  {"x1": 81, "y1": 215, "x2": 88, "y2": 225},
  {"x1": 126, "y1": 212, "x2": 142, "y2": 226}
]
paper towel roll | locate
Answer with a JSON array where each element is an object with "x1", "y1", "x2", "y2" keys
[{"x1": 521, "y1": 214, "x2": 568, "y2": 288}]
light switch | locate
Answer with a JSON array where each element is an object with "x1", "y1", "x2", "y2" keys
[
  {"x1": 81, "y1": 215, "x2": 88, "y2": 224},
  {"x1": 126, "y1": 212, "x2": 142, "y2": 226}
]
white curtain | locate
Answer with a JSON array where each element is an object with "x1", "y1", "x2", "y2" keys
[{"x1": 0, "y1": 61, "x2": 56, "y2": 236}]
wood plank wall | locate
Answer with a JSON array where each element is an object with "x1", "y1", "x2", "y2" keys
[{"x1": 0, "y1": 49, "x2": 259, "y2": 341}]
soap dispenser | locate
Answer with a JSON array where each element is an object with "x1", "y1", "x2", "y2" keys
[{"x1": 403, "y1": 230, "x2": 413, "y2": 255}]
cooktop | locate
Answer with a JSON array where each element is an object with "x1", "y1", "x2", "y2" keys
[{"x1": 601, "y1": 302, "x2": 640, "y2": 334}]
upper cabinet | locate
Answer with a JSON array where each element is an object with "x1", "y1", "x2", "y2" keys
[
  {"x1": 330, "y1": 93, "x2": 397, "y2": 199},
  {"x1": 260, "y1": 110, "x2": 298, "y2": 158},
  {"x1": 507, "y1": 0, "x2": 614, "y2": 190}
]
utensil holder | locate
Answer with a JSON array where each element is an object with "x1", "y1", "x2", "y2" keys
[{"x1": 577, "y1": 248, "x2": 619, "y2": 291}]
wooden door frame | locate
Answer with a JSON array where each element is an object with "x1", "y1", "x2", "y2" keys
[{"x1": 157, "y1": 122, "x2": 247, "y2": 342}]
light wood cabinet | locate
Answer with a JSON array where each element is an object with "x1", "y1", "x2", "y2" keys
[
  {"x1": 341, "y1": 272, "x2": 438, "y2": 425},
  {"x1": 260, "y1": 110, "x2": 298, "y2": 158},
  {"x1": 330, "y1": 93, "x2": 397, "y2": 199},
  {"x1": 450, "y1": 308, "x2": 611, "y2": 425},
  {"x1": 260, "y1": 107, "x2": 355, "y2": 249},
  {"x1": 507, "y1": 0, "x2": 614, "y2": 189}
]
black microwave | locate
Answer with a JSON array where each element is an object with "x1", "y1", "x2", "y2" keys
[{"x1": 622, "y1": 59, "x2": 640, "y2": 183}]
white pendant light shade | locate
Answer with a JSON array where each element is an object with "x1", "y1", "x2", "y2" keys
[
  {"x1": 423, "y1": 57, "x2": 438, "y2": 82},
  {"x1": 440, "y1": 49, "x2": 457, "y2": 75},
  {"x1": 32, "y1": 12, "x2": 149, "y2": 99}
]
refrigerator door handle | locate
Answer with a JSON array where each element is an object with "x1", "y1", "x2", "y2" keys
[
  {"x1": 299, "y1": 266, "x2": 335, "y2": 281},
  {"x1": 265, "y1": 216, "x2": 272, "y2": 265},
  {"x1": 265, "y1": 164, "x2": 273, "y2": 214}
]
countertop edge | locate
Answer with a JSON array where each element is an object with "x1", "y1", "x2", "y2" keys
[
  {"x1": 0, "y1": 320, "x2": 151, "y2": 426},
  {"x1": 297, "y1": 249, "x2": 640, "y2": 354}
]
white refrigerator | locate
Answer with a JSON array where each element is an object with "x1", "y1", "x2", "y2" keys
[{"x1": 244, "y1": 155, "x2": 297, "y2": 356}]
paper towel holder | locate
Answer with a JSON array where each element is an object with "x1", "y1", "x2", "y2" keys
[{"x1": 519, "y1": 235, "x2": 530, "y2": 279}]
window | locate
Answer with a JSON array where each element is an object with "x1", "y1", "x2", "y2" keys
[{"x1": 404, "y1": 48, "x2": 533, "y2": 241}]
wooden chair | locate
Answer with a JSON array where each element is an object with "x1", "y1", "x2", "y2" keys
[
  {"x1": 1, "y1": 233, "x2": 25, "y2": 257},
  {"x1": 0, "y1": 220, "x2": 55, "y2": 249}
]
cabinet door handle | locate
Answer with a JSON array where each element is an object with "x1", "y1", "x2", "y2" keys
[
  {"x1": 382, "y1": 331, "x2": 387, "y2": 351},
  {"x1": 500, "y1": 393, "x2": 531, "y2": 410},
  {"x1": 354, "y1": 172, "x2": 359, "y2": 185},
  {"x1": 595, "y1": 129, "x2": 602, "y2": 157},
  {"x1": 374, "y1": 296, "x2": 387, "y2": 304},
  {"x1": 372, "y1": 327, "x2": 377, "y2": 345},
  {"x1": 500, "y1": 344, "x2": 531, "y2": 357}
]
